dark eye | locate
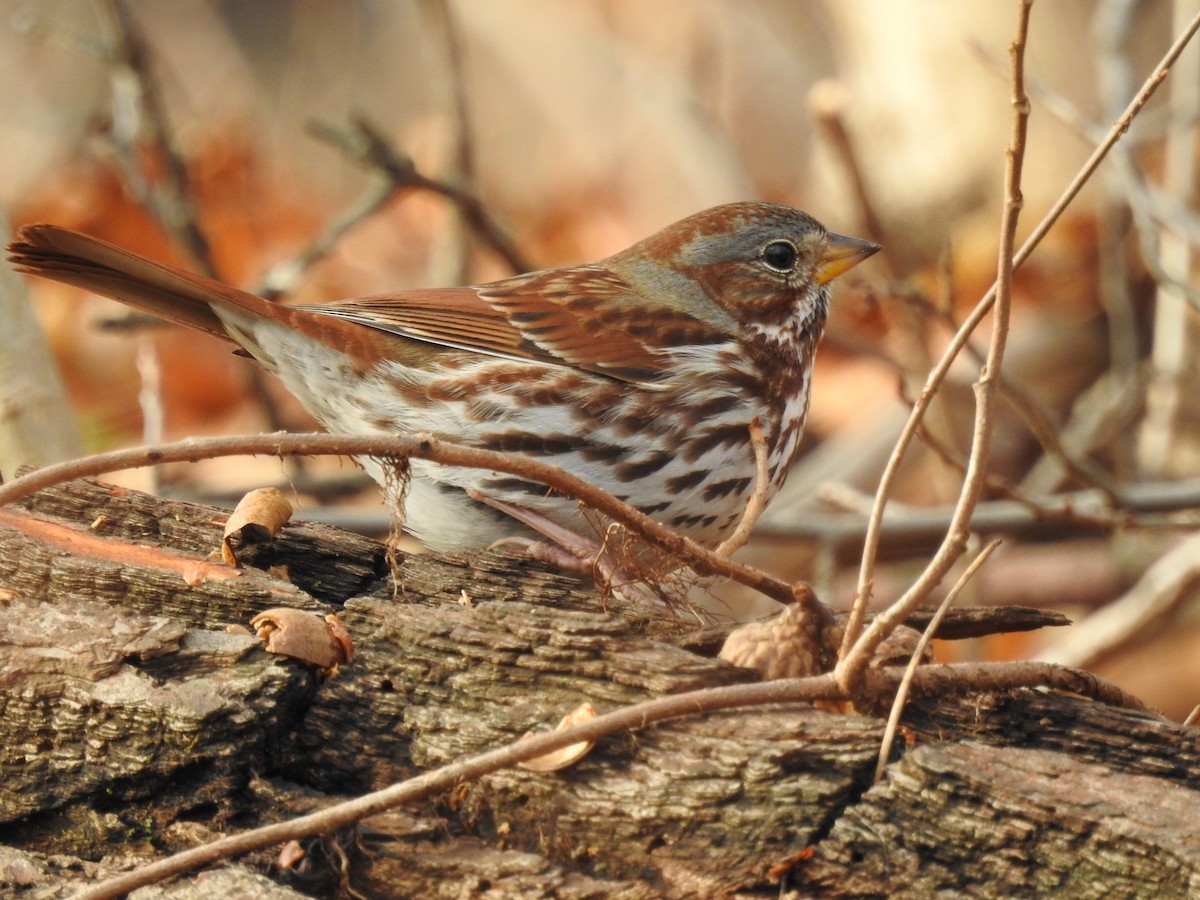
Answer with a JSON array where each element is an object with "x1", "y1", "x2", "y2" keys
[{"x1": 762, "y1": 240, "x2": 798, "y2": 272}]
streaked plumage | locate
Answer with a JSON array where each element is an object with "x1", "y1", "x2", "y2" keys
[{"x1": 8, "y1": 203, "x2": 878, "y2": 552}]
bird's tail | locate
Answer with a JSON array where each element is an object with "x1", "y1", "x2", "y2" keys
[{"x1": 7, "y1": 224, "x2": 283, "y2": 343}]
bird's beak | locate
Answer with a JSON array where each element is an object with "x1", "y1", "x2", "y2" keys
[{"x1": 814, "y1": 232, "x2": 881, "y2": 284}]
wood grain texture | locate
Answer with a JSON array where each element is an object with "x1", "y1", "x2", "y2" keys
[{"x1": 0, "y1": 478, "x2": 1196, "y2": 897}]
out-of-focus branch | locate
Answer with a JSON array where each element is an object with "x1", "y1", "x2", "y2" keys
[
  {"x1": 99, "y1": 0, "x2": 215, "y2": 276},
  {"x1": 0, "y1": 212, "x2": 83, "y2": 477},
  {"x1": 839, "y1": 5, "x2": 1200, "y2": 684},
  {"x1": 309, "y1": 115, "x2": 532, "y2": 275}
]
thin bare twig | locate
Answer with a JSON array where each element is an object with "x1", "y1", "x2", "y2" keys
[
  {"x1": 839, "y1": 0, "x2": 1031, "y2": 686},
  {"x1": 912, "y1": 418, "x2": 1130, "y2": 532},
  {"x1": 808, "y1": 79, "x2": 891, "y2": 272},
  {"x1": 73, "y1": 659, "x2": 1149, "y2": 900},
  {"x1": 872, "y1": 539, "x2": 1002, "y2": 783},
  {"x1": 0, "y1": 432, "x2": 800, "y2": 608},
  {"x1": 898, "y1": 289, "x2": 1118, "y2": 493},
  {"x1": 840, "y1": 6, "x2": 1200, "y2": 679},
  {"x1": 252, "y1": 178, "x2": 401, "y2": 300},
  {"x1": 713, "y1": 418, "x2": 769, "y2": 557}
]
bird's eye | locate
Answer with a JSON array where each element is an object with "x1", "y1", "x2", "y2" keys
[{"x1": 761, "y1": 240, "x2": 798, "y2": 272}]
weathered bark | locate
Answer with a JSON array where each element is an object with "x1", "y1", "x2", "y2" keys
[{"x1": 0, "y1": 477, "x2": 1196, "y2": 898}]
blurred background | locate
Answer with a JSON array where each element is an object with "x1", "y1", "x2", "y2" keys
[{"x1": 2, "y1": 0, "x2": 1199, "y2": 716}]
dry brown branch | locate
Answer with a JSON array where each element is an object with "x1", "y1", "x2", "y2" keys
[
  {"x1": 0, "y1": 432, "x2": 805, "y2": 611},
  {"x1": 839, "y1": 6, "x2": 1200, "y2": 681}
]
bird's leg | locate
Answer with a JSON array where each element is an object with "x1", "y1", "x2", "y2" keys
[{"x1": 467, "y1": 489, "x2": 674, "y2": 614}]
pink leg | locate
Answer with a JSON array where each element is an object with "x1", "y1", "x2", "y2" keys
[{"x1": 467, "y1": 489, "x2": 674, "y2": 614}]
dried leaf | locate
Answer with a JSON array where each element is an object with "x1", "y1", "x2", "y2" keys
[
  {"x1": 517, "y1": 702, "x2": 598, "y2": 772},
  {"x1": 221, "y1": 487, "x2": 293, "y2": 565},
  {"x1": 250, "y1": 607, "x2": 353, "y2": 677},
  {"x1": 276, "y1": 840, "x2": 306, "y2": 870}
]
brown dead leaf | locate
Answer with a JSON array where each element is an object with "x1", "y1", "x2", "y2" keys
[
  {"x1": 517, "y1": 702, "x2": 598, "y2": 772},
  {"x1": 250, "y1": 607, "x2": 353, "y2": 678},
  {"x1": 222, "y1": 487, "x2": 293, "y2": 566},
  {"x1": 276, "y1": 840, "x2": 306, "y2": 870}
]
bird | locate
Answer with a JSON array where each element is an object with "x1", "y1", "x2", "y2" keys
[{"x1": 8, "y1": 203, "x2": 878, "y2": 567}]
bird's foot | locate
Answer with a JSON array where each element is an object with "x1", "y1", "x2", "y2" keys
[{"x1": 470, "y1": 490, "x2": 673, "y2": 613}]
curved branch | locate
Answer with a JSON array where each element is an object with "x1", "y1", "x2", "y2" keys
[{"x1": 0, "y1": 431, "x2": 798, "y2": 608}]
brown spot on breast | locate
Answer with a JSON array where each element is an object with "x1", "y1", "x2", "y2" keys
[
  {"x1": 665, "y1": 469, "x2": 710, "y2": 494},
  {"x1": 702, "y1": 477, "x2": 752, "y2": 502},
  {"x1": 613, "y1": 451, "x2": 674, "y2": 482},
  {"x1": 681, "y1": 423, "x2": 750, "y2": 463}
]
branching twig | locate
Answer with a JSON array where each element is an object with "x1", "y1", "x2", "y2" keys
[
  {"x1": 912, "y1": 418, "x2": 1130, "y2": 532},
  {"x1": 252, "y1": 179, "x2": 402, "y2": 300},
  {"x1": 872, "y1": 539, "x2": 1002, "y2": 783},
  {"x1": 898, "y1": 289, "x2": 1118, "y2": 493},
  {"x1": 309, "y1": 114, "x2": 531, "y2": 274},
  {"x1": 839, "y1": 6, "x2": 1200, "y2": 679},
  {"x1": 72, "y1": 659, "x2": 1149, "y2": 900},
  {"x1": 839, "y1": 1, "x2": 1031, "y2": 686}
]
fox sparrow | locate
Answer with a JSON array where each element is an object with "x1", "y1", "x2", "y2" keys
[{"x1": 8, "y1": 203, "x2": 877, "y2": 557}]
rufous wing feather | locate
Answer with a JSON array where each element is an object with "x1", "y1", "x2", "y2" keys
[{"x1": 300, "y1": 267, "x2": 727, "y2": 386}]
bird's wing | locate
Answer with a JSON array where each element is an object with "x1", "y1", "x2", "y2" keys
[{"x1": 302, "y1": 267, "x2": 726, "y2": 386}]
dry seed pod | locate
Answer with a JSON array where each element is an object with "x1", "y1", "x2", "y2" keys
[
  {"x1": 719, "y1": 604, "x2": 828, "y2": 680},
  {"x1": 517, "y1": 702, "x2": 599, "y2": 772}
]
